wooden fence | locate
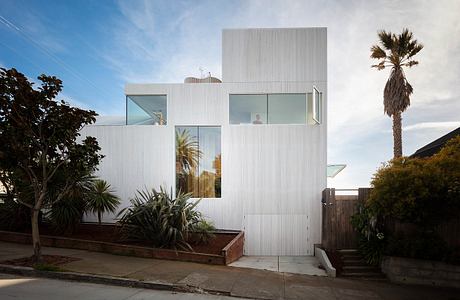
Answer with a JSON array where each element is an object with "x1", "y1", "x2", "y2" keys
[
  {"x1": 322, "y1": 187, "x2": 460, "y2": 250},
  {"x1": 321, "y1": 188, "x2": 370, "y2": 250}
]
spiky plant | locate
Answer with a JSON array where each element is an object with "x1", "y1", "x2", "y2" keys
[
  {"x1": 371, "y1": 28, "x2": 423, "y2": 158},
  {"x1": 117, "y1": 187, "x2": 214, "y2": 250},
  {"x1": 87, "y1": 180, "x2": 120, "y2": 226}
]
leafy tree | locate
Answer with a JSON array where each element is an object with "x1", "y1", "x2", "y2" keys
[
  {"x1": 0, "y1": 68, "x2": 103, "y2": 262},
  {"x1": 371, "y1": 29, "x2": 423, "y2": 158},
  {"x1": 86, "y1": 179, "x2": 120, "y2": 226}
]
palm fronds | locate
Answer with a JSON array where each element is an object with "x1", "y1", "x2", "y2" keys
[{"x1": 87, "y1": 179, "x2": 121, "y2": 225}]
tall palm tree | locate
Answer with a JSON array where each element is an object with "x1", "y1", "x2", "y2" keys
[
  {"x1": 87, "y1": 179, "x2": 121, "y2": 226},
  {"x1": 371, "y1": 28, "x2": 423, "y2": 158}
]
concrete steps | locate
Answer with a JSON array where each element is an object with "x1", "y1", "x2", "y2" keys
[{"x1": 338, "y1": 249, "x2": 386, "y2": 281}]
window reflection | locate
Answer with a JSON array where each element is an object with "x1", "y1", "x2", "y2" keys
[
  {"x1": 268, "y1": 94, "x2": 306, "y2": 124},
  {"x1": 175, "y1": 126, "x2": 221, "y2": 198},
  {"x1": 229, "y1": 95, "x2": 267, "y2": 124},
  {"x1": 126, "y1": 95, "x2": 167, "y2": 125},
  {"x1": 229, "y1": 94, "x2": 308, "y2": 125}
]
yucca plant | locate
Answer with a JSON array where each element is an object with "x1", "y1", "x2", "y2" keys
[
  {"x1": 117, "y1": 186, "x2": 215, "y2": 250},
  {"x1": 87, "y1": 179, "x2": 121, "y2": 226},
  {"x1": 46, "y1": 173, "x2": 94, "y2": 234}
]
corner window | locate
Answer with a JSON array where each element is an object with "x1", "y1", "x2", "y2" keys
[
  {"x1": 175, "y1": 126, "x2": 221, "y2": 198},
  {"x1": 126, "y1": 95, "x2": 167, "y2": 125}
]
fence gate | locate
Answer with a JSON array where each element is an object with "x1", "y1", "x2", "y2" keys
[{"x1": 321, "y1": 188, "x2": 371, "y2": 250}]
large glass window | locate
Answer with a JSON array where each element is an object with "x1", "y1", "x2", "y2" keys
[
  {"x1": 229, "y1": 94, "x2": 307, "y2": 125},
  {"x1": 126, "y1": 95, "x2": 167, "y2": 125},
  {"x1": 268, "y1": 94, "x2": 306, "y2": 124},
  {"x1": 229, "y1": 94, "x2": 267, "y2": 125},
  {"x1": 175, "y1": 126, "x2": 221, "y2": 198}
]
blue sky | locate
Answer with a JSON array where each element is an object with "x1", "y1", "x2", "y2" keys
[{"x1": 1, "y1": 0, "x2": 459, "y2": 188}]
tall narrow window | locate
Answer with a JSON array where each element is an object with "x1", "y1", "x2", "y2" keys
[
  {"x1": 175, "y1": 126, "x2": 221, "y2": 198},
  {"x1": 126, "y1": 95, "x2": 167, "y2": 125}
]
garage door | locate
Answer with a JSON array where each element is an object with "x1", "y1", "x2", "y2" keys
[{"x1": 243, "y1": 214, "x2": 311, "y2": 256}]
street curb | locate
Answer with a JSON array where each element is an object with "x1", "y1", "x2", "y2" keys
[{"x1": 0, "y1": 264, "x2": 192, "y2": 293}]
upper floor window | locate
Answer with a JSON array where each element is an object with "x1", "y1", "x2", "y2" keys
[
  {"x1": 230, "y1": 90, "x2": 322, "y2": 125},
  {"x1": 126, "y1": 95, "x2": 167, "y2": 125}
]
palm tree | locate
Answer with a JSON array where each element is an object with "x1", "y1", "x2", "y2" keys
[
  {"x1": 87, "y1": 180, "x2": 121, "y2": 226},
  {"x1": 371, "y1": 28, "x2": 423, "y2": 158}
]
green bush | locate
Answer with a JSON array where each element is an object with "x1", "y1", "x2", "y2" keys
[
  {"x1": 45, "y1": 175, "x2": 93, "y2": 234},
  {"x1": 47, "y1": 197, "x2": 87, "y2": 234},
  {"x1": 367, "y1": 136, "x2": 460, "y2": 229},
  {"x1": 351, "y1": 203, "x2": 386, "y2": 265},
  {"x1": 117, "y1": 187, "x2": 215, "y2": 251},
  {"x1": 351, "y1": 136, "x2": 460, "y2": 264}
]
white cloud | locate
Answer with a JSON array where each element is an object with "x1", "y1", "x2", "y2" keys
[{"x1": 404, "y1": 122, "x2": 460, "y2": 131}]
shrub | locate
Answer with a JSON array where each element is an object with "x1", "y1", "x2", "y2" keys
[
  {"x1": 367, "y1": 135, "x2": 460, "y2": 229},
  {"x1": 46, "y1": 197, "x2": 87, "y2": 234},
  {"x1": 86, "y1": 179, "x2": 120, "y2": 226},
  {"x1": 351, "y1": 203, "x2": 386, "y2": 265},
  {"x1": 45, "y1": 175, "x2": 93, "y2": 234},
  {"x1": 351, "y1": 136, "x2": 460, "y2": 264},
  {"x1": 117, "y1": 187, "x2": 215, "y2": 251}
]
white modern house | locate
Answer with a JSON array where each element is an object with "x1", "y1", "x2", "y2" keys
[{"x1": 82, "y1": 27, "x2": 327, "y2": 256}]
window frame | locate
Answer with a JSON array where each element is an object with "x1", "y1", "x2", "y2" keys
[
  {"x1": 312, "y1": 87, "x2": 322, "y2": 124},
  {"x1": 229, "y1": 93, "x2": 308, "y2": 125},
  {"x1": 175, "y1": 125, "x2": 222, "y2": 199}
]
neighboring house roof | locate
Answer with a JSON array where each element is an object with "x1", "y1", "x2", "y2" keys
[{"x1": 411, "y1": 127, "x2": 460, "y2": 158}]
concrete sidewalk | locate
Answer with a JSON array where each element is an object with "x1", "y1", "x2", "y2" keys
[{"x1": 0, "y1": 241, "x2": 458, "y2": 300}]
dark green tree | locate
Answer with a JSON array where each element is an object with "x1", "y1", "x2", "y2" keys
[{"x1": 0, "y1": 68, "x2": 103, "y2": 262}]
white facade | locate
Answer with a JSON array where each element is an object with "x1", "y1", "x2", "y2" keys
[{"x1": 81, "y1": 28, "x2": 327, "y2": 256}]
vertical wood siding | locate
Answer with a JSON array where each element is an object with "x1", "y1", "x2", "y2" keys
[{"x1": 82, "y1": 28, "x2": 327, "y2": 255}]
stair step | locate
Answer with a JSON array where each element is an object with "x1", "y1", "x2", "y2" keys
[
  {"x1": 343, "y1": 266, "x2": 380, "y2": 272},
  {"x1": 341, "y1": 272, "x2": 386, "y2": 278},
  {"x1": 341, "y1": 254, "x2": 363, "y2": 260},
  {"x1": 337, "y1": 249, "x2": 359, "y2": 254}
]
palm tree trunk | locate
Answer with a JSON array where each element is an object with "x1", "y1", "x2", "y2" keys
[
  {"x1": 98, "y1": 211, "x2": 102, "y2": 226},
  {"x1": 392, "y1": 111, "x2": 403, "y2": 158}
]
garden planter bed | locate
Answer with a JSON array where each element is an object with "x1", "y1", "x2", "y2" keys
[{"x1": 0, "y1": 223, "x2": 244, "y2": 265}]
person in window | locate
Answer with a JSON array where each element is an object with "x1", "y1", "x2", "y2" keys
[{"x1": 252, "y1": 114, "x2": 263, "y2": 124}]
